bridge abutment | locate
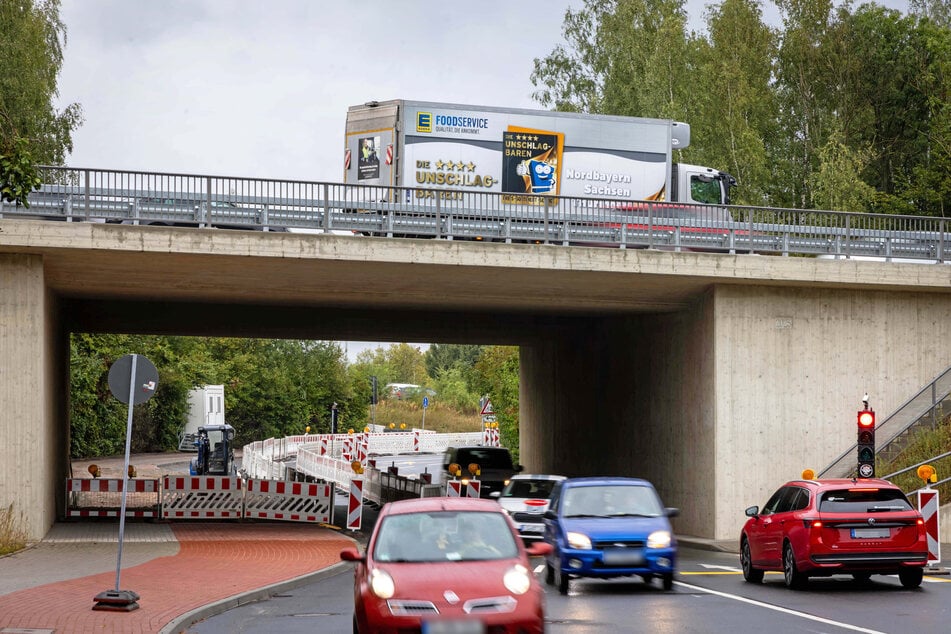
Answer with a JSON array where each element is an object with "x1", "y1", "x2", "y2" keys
[{"x1": 0, "y1": 254, "x2": 67, "y2": 541}]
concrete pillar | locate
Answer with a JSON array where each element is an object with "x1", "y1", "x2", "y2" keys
[{"x1": 0, "y1": 254, "x2": 61, "y2": 541}]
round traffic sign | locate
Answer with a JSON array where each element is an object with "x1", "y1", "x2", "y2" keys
[
  {"x1": 107, "y1": 354, "x2": 159, "y2": 405},
  {"x1": 858, "y1": 463, "x2": 874, "y2": 478}
]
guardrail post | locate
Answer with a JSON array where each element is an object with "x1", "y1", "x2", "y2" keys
[
  {"x1": 939, "y1": 218, "x2": 946, "y2": 263},
  {"x1": 435, "y1": 196, "x2": 442, "y2": 240},
  {"x1": 84, "y1": 169, "x2": 90, "y2": 222},
  {"x1": 322, "y1": 183, "x2": 330, "y2": 232}
]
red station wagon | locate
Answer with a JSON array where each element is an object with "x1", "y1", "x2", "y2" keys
[{"x1": 740, "y1": 478, "x2": 928, "y2": 589}]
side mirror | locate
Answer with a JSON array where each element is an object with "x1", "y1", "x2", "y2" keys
[
  {"x1": 745, "y1": 505, "x2": 760, "y2": 518},
  {"x1": 526, "y1": 542, "x2": 553, "y2": 557},
  {"x1": 543, "y1": 510, "x2": 557, "y2": 520},
  {"x1": 665, "y1": 507, "x2": 680, "y2": 518},
  {"x1": 490, "y1": 491, "x2": 501, "y2": 499},
  {"x1": 340, "y1": 547, "x2": 365, "y2": 563}
]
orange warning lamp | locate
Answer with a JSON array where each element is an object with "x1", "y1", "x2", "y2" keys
[
  {"x1": 88, "y1": 464, "x2": 101, "y2": 478},
  {"x1": 351, "y1": 460, "x2": 364, "y2": 474},
  {"x1": 801, "y1": 469, "x2": 815, "y2": 480},
  {"x1": 917, "y1": 465, "x2": 937, "y2": 483},
  {"x1": 448, "y1": 463, "x2": 462, "y2": 478},
  {"x1": 468, "y1": 463, "x2": 481, "y2": 477}
]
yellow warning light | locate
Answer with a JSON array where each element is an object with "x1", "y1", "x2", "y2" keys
[
  {"x1": 127, "y1": 465, "x2": 137, "y2": 478},
  {"x1": 305, "y1": 426, "x2": 311, "y2": 434},
  {"x1": 389, "y1": 423, "x2": 395, "y2": 429},
  {"x1": 364, "y1": 426, "x2": 370, "y2": 433},
  {"x1": 918, "y1": 465, "x2": 937, "y2": 483},
  {"x1": 468, "y1": 463, "x2": 481, "y2": 477},
  {"x1": 801, "y1": 469, "x2": 815, "y2": 480},
  {"x1": 448, "y1": 462, "x2": 462, "y2": 477},
  {"x1": 348, "y1": 428, "x2": 355, "y2": 434},
  {"x1": 399, "y1": 423, "x2": 406, "y2": 430},
  {"x1": 88, "y1": 464, "x2": 101, "y2": 478},
  {"x1": 351, "y1": 460, "x2": 364, "y2": 474}
]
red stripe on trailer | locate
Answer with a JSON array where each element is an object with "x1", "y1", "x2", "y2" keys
[{"x1": 918, "y1": 488, "x2": 941, "y2": 564}]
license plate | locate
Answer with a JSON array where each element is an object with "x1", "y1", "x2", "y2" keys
[
  {"x1": 422, "y1": 620, "x2": 485, "y2": 634},
  {"x1": 851, "y1": 527, "x2": 890, "y2": 539},
  {"x1": 519, "y1": 524, "x2": 543, "y2": 533},
  {"x1": 602, "y1": 548, "x2": 645, "y2": 566}
]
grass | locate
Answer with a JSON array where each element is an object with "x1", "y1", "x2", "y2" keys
[
  {"x1": 878, "y1": 412, "x2": 951, "y2": 499},
  {"x1": 368, "y1": 399, "x2": 482, "y2": 434},
  {"x1": 0, "y1": 502, "x2": 29, "y2": 556}
]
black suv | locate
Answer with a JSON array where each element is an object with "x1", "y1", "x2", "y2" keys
[{"x1": 442, "y1": 446, "x2": 523, "y2": 498}]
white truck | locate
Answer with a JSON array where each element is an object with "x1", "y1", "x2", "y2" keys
[
  {"x1": 343, "y1": 99, "x2": 735, "y2": 207},
  {"x1": 178, "y1": 384, "x2": 226, "y2": 451}
]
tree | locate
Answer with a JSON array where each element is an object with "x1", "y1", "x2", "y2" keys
[
  {"x1": 532, "y1": 0, "x2": 693, "y2": 122},
  {"x1": 910, "y1": 0, "x2": 951, "y2": 28},
  {"x1": 693, "y1": 0, "x2": 778, "y2": 206},
  {"x1": 472, "y1": 346, "x2": 521, "y2": 460},
  {"x1": 0, "y1": 0, "x2": 82, "y2": 206}
]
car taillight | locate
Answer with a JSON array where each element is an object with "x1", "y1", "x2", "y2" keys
[
  {"x1": 525, "y1": 499, "x2": 547, "y2": 507},
  {"x1": 803, "y1": 519, "x2": 822, "y2": 529}
]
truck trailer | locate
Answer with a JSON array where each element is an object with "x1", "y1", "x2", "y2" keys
[{"x1": 344, "y1": 99, "x2": 735, "y2": 208}]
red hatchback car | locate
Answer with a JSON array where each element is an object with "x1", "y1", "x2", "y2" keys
[
  {"x1": 740, "y1": 478, "x2": 928, "y2": 589},
  {"x1": 340, "y1": 496, "x2": 552, "y2": 634}
]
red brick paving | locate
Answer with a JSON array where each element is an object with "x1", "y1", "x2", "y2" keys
[{"x1": 0, "y1": 522, "x2": 354, "y2": 633}]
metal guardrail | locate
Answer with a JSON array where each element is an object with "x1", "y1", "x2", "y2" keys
[{"x1": 0, "y1": 166, "x2": 946, "y2": 260}]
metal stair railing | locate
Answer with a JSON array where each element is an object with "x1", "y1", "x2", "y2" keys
[{"x1": 818, "y1": 364, "x2": 951, "y2": 479}]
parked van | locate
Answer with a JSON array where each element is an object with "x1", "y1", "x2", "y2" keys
[{"x1": 442, "y1": 446, "x2": 523, "y2": 498}]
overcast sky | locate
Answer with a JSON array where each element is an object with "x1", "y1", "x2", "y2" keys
[{"x1": 53, "y1": 0, "x2": 909, "y2": 360}]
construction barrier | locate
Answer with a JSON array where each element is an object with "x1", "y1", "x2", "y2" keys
[
  {"x1": 66, "y1": 478, "x2": 160, "y2": 518},
  {"x1": 244, "y1": 479, "x2": 332, "y2": 523},
  {"x1": 466, "y1": 479, "x2": 481, "y2": 498},
  {"x1": 162, "y1": 476, "x2": 244, "y2": 519},
  {"x1": 446, "y1": 480, "x2": 463, "y2": 497},
  {"x1": 348, "y1": 478, "x2": 364, "y2": 530},
  {"x1": 919, "y1": 487, "x2": 941, "y2": 564}
]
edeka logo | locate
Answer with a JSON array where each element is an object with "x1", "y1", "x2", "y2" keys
[{"x1": 417, "y1": 112, "x2": 433, "y2": 133}]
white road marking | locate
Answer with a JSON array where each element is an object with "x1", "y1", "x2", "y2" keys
[
  {"x1": 674, "y1": 580, "x2": 888, "y2": 634},
  {"x1": 698, "y1": 564, "x2": 742, "y2": 572}
]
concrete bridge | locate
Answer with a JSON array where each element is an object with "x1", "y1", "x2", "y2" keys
[{"x1": 1, "y1": 218, "x2": 950, "y2": 542}]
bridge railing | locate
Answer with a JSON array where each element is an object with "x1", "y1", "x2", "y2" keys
[{"x1": 1, "y1": 166, "x2": 946, "y2": 261}]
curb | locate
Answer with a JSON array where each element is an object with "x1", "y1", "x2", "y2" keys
[{"x1": 160, "y1": 561, "x2": 353, "y2": 634}]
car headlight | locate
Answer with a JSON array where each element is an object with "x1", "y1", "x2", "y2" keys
[
  {"x1": 566, "y1": 531, "x2": 592, "y2": 550},
  {"x1": 647, "y1": 530, "x2": 671, "y2": 549},
  {"x1": 503, "y1": 564, "x2": 532, "y2": 595},
  {"x1": 370, "y1": 568, "x2": 395, "y2": 599}
]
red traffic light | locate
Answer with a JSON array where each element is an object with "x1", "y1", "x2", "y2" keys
[{"x1": 857, "y1": 410, "x2": 875, "y2": 428}]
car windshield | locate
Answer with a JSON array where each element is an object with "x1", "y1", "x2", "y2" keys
[
  {"x1": 818, "y1": 488, "x2": 913, "y2": 513},
  {"x1": 373, "y1": 510, "x2": 519, "y2": 563},
  {"x1": 562, "y1": 484, "x2": 663, "y2": 517},
  {"x1": 502, "y1": 479, "x2": 558, "y2": 499}
]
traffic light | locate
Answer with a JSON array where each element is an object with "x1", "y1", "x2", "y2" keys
[{"x1": 857, "y1": 409, "x2": 876, "y2": 477}]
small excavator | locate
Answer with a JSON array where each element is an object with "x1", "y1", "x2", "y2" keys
[{"x1": 189, "y1": 423, "x2": 237, "y2": 476}]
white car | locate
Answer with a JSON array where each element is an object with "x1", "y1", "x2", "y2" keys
[{"x1": 492, "y1": 474, "x2": 566, "y2": 542}]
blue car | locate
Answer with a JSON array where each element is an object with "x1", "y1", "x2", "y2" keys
[{"x1": 542, "y1": 477, "x2": 679, "y2": 594}]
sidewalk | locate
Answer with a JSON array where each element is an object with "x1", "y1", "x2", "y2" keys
[{"x1": 0, "y1": 520, "x2": 360, "y2": 634}]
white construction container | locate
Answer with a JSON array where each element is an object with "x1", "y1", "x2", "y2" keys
[{"x1": 178, "y1": 384, "x2": 225, "y2": 451}]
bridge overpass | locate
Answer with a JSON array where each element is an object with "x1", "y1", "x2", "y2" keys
[{"x1": 1, "y1": 199, "x2": 950, "y2": 543}]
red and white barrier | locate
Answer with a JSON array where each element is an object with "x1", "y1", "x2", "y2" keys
[
  {"x1": 244, "y1": 479, "x2": 332, "y2": 523},
  {"x1": 466, "y1": 480, "x2": 481, "y2": 498},
  {"x1": 66, "y1": 478, "x2": 160, "y2": 518},
  {"x1": 446, "y1": 480, "x2": 463, "y2": 497},
  {"x1": 162, "y1": 476, "x2": 244, "y2": 519},
  {"x1": 348, "y1": 478, "x2": 364, "y2": 530},
  {"x1": 919, "y1": 488, "x2": 941, "y2": 564}
]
